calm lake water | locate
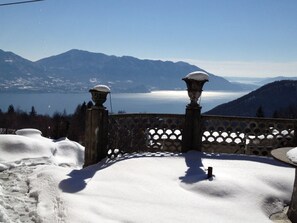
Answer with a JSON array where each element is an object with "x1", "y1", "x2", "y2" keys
[{"x1": 0, "y1": 91, "x2": 248, "y2": 115}]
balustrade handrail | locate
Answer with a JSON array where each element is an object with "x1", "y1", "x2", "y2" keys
[
  {"x1": 109, "y1": 113, "x2": 184, "y2": 118},
  {"x1": 202, "y1": 114, "x2": 297, "y2": 122}
]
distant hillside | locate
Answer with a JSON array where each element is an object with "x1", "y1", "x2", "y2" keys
[
  {"x1": 223, "y1": 76, "x2": 297, "y2": 87},
  {"x1": 0, "y1": 50, "x2": 43, "y2": 80},
  {"x1": 205, "y1": 80, "x2": 297, "y2": 117},
  {"x1": 256, "y1": 76, "x2": 297, "y2": 86},
  {"x1": 1, "y1": 49, "x2": 254, "y2": 93}
]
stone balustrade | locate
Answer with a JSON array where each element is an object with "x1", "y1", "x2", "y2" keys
[{"x1": 106, "y1": 113, "x2": 297, "y2": 159}]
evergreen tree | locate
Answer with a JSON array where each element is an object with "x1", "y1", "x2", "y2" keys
[
  {"x1": 81, "y1": 102, "x2": 87, "y2": 115},
  {"x1": 30, "y1": 106, "x2": 37, "y2": 116},
  {"x1": 256, "y1": 106, "x2": 265, "y2": 117},
  {"x1": 51, "y1": 112, "x2": 70, "y2": 139},
  {"x1": 7, "y1": 105, "x2": 15, "y2": 114},
  {"x1": 272, "y1": 110, "x2": 279, "y2": 118}
]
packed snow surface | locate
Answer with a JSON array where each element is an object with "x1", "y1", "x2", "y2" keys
[{"x1": 0, "y1": 128, "x2": 295, "y2": 222}]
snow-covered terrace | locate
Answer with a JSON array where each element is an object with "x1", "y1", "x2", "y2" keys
[{"x1": 0, "y1": 128, "x2": 295, "y2": 222}]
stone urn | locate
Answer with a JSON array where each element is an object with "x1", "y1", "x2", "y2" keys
[
  {"x1": 89, "y1": 85, "x2": 111, "y2": 109},
  {"x1": 182, "y1": 71, "x2": 209, "y2": 107}
]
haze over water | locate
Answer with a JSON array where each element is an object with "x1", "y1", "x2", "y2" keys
[{"x1": 0, "y1": 91, "x2": 248, "y2": 115}]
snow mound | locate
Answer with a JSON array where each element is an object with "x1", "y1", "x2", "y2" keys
[
  {"x1": 287, "y1": 147, "x2": 297, "y2": 164},
  {"x1": 0, "y1": 128, "x2": 84, "y2": 169},
  {"x1": 16, "y1": 128, "x2": 42, "y2": 137},
  {"x1": 0, "y1": 135, "x2": 54, "y2": 163},
  {"x1": 53, "y1": 138, "x2": 85, "y2": 167}
]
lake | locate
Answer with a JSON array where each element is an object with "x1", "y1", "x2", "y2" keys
[{"x1": 0, "y1": 91, "x2": 248, "y2": 115}]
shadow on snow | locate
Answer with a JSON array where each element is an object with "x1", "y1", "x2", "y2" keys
[{"x1": 59, "y1": 150, "x2": 291, "y2": 193}]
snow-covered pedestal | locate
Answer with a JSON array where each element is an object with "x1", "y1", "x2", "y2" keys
[
  {"x1": 271, "y1": 147, "x2": 297, "y2": 223},
  {"x1": 182, "y1": 71, "x2": 209, "y2": 152},
  {"x1": 84, "y1": 85, "x2": 110, "y2": 167}
]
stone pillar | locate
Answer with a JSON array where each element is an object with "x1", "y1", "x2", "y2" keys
[
  {"x1": 181, "y1": 71, "x2": 209, "y2": 153},
  {"x1": 84, "y1": 107, "x2": 108, "y2": 167},
  {"x1": 84, "y1": 85, "x2": 110, "y2": 167},
  {"x1": 182, "y1": 105, "x2": 202, "y2": 152}
]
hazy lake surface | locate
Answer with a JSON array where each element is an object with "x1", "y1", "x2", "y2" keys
[{"x1": 0, "y1": 91, "x2": 248, "y2": 115}]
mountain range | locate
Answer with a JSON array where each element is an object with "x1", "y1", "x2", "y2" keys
[
  {"x1": 206, "y1": 80, "x2": 297, "y2": 117},
  {"x1": 0, "y1": 49, "x2": 255, "y2": 93}
]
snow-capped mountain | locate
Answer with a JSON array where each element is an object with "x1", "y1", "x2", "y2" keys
[{"x1": 0, "y1": 49, "x2": 255, "y2": 93}]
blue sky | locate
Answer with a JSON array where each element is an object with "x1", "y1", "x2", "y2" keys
[{"x1": 1, "y1": 0, "x2": 297, "y2": 77}]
